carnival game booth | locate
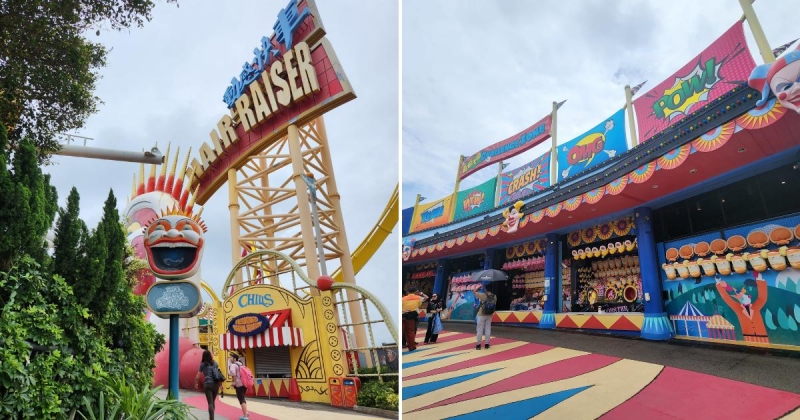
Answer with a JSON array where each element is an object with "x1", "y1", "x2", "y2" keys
[
  {"x1": 402, "y1": 23, "x2": 800, "y2": 347},
  {"x1": 212, "y1": 282, "x2": 352, "y2": 402}
]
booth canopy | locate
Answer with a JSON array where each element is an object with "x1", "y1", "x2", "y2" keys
[{"x1": 220, "y1": 309, "x2": 305, "y2": 350}]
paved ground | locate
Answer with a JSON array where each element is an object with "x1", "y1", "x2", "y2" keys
[
  {"x1": 402, "y1": 324, "x2": 800, "y2": 419},
  {"x1": 156, "y1": 388, "x2": 383, "y2": 420}
]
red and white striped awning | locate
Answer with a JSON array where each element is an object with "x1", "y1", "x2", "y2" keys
[{"x1": 220, "y1": 309, "x2": 305, "y2": 350}]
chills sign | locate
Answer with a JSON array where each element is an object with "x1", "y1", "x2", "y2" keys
[
  {"x1": 557, "y1": 109, "x2": 628, "y2": 182},
  {"x1": 632, "y1": 21, "x2": 756, "y2": 143},
  {"x1": 498, "y1": 152, "x2": 550, "y2": 206}
]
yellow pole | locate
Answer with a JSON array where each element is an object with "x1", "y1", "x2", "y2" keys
[
  {"x1": 549, "y1": 101, "x2": 559, "y2": 184},
  {"x1": 287, "y1": 124, "x2": 322, "y2": 282},
  {"x1": 450, "y1": 155, "x2": 464, "y2": 220},
  {"x1": 313, "y1": 117, "x2": 369, "y2": 356},
  {"x1": 624, "y1": 85, "x2": 639, "y2": 148},
  {"x1": 494, "y1": 161, "x2": 504, "y2": 207},
  {"x1": 227, "y1": 168, "x2": 243, "y2": 290},
  {"x1": 739, "y1": 0, "x2": 775, "y2": 63}
]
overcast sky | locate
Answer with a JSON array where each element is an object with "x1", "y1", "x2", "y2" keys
[
  {"x1": 44, "y1": 1, "x2": 399, "y2": 342},
  {"x1": 402, "y1": 0, "x2": 797, "y2": 209}
]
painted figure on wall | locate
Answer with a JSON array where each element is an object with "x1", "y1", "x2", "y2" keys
[
  {"x1": 402, "y1": 238, "x2": 416, "y2": 261},
  {"x1": 714, "y1": 272, "x2": 769, "y2": 344},
  {"x1": 749, "y1": 41, "x2": 800, "y2": 114},
  {"x1": 503, "y1": 201, "x2": 524, "y2": 234}
]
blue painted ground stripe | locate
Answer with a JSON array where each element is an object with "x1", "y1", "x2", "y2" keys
[
  {"x1": 402, "y1": 354, "x2": 459, "y2": 369},
  {"x1": 403, "y1": 369, "x2": 501, "y2": 400},
  {"x1": 444, "y1": 385, "x2": 592, "y2": 419}
]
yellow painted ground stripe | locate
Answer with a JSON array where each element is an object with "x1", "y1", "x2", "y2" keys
[
  {"x1": 402, "y1": 336, "x2": 477, "y2": 363},
  {"x1": 402, "y1": 340, "x2": 529, "y2": 378},
  {"x1": 403, "y1": 347, "x2": 588, "y2": 413},
  {"x1": 408, "y1": 359, "x2": 663, "y2": 419}
]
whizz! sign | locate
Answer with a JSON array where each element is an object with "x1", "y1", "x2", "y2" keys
[
  {"x1": 458, "y1": 115, "x2": 552, "y2": 180},
  {"x1": 187, "y1": 0, "x2": 355, "y2": 204},
  {"x1": 632, "y1": 21, "x2": 755, "y2": 143}
]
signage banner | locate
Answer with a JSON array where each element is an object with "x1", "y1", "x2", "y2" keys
[
  {"x1": 228, "y1": 313, "x2": 270, "y2": 337},
  {"x1": 145, "y1": 281, "x2": 202, "y2": 318},
  {"x1": 557, "y1": 108, "x2": 628, "y2": 182},
  {"x1": 632, "y1": 21, "x2": 756, "y2": 143},
  {"x1": 498, "y1": 152, "x2": 551, "y2": 206},
  {"x1": 458, "y1": 114, "x2": 552, "y2": 180},
  {"x1": 454, "y1": 178, "x2": 497, "y2": 220},
  {"x1": 409, "y1": 195, "x2": 454, "y2": 233}
]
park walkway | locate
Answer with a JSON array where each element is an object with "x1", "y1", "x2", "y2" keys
[{"x1": 402, "y1": 324, "x2": 800, "y2": 419}]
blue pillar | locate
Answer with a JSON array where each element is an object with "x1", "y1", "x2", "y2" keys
[
  {"x1": 634, "y1": 207, "x2": 673, "y2": 340},
  {"x1": 432, "y1": 259, "x2": 450, "y2": 298},
  {"x1": 540, "y1": 233, "x2": 559, "y2": 329},
  {"x1": 484, "y1": 249, "x2": 495, "y2": 270},
  {"x1": 168, "y1": 314, "x2": 180, "y2": 399}
]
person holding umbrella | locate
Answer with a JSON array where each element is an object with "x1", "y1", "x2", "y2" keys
[
  {"x1": 471, "y1": 269, "x2": 505, "y2": 350},
  {"x1": 474, "y1": 282, "x2": 497, "y2": 350}
]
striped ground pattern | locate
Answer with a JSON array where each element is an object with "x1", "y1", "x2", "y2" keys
[{"x1": 402, "y1": 331, "x2": 800, "y2": 419}]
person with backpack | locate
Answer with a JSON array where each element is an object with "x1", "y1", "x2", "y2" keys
[
  {"x1": 228, "y1": 352, "x2": 252, "y2": 419},
  {"x1": 195, "y1": 349, "x2": 223, "y2": 419},
  {"x1": 474, "y1": 283, "x2": 497, "y2": 350}
]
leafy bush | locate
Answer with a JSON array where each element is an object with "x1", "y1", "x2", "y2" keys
[
  {"x1": 356, "y1": 380, "x2": 399, "y2": 411},
  {"x1": 0, "y1": 257, "x2": 112, "y2": 417},
  {"x1": 78, "y1": 377, "x2": 195, "y2": 420}
]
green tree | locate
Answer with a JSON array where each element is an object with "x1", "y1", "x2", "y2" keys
[
  {"x1": 90, "y1": 190, "x2": 124, "y2": 320},
  {"x1": 53, "y1": 187, "x2": 89, "y2": 291},
  {"x1": 0, "y1": 123, "x2": 57, "y2": 270},
  {"x1": 0, "y1": 0, "x2": 177, "y2": 158}
]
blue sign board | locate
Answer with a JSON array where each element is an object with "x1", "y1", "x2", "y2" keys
[
  {"x1": 557, "y1": 109, "x2": 628, "y2": 182},
  {"x1": 146, "y1": 281, "x2": 202, "y2": 318}
]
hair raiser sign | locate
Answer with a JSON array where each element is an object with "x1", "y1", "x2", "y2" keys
[
  {"x1": 228, "y1": 313, "x2": 270, "y2": 337},
  {"x1": 632, "y1": 21, "x2": 756, "y2": 143},
  {"x1": 187, "y1": 0, "x2": 356, "y2": 205},
  {"x1": 458, "y1": 114, "x2": 552, "y2": 180}
]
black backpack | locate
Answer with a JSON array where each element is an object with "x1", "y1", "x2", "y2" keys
[
  {"x1": 208, "y1": 362, "x2": 225, "y2": 383},
  {"x1": 483, "y1": 294, "x2": 497, "y2": 315}
]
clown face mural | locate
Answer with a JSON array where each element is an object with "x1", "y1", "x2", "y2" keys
[
  {"x1": 402, "y1": 238, "x2": 416, "y2": 261},
  {"x1": 749, "y1": 41, "x2": 800, "y2": 114},
  {"x1": 503, "y1": 200, "x2": 525, "y2": 234},
  {"x1": 143, "y1": 210, "x2": 206, "y2": 280},
  {"x1": 125, "y1": 192, "x2": 180, "y2": 296}
]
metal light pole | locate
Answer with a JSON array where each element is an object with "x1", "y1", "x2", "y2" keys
[{"x1": 300, "y1": 173, "x2": 327, "y2": 276}]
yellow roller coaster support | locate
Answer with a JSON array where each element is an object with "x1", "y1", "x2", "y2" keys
[{"x1": 331, "y1": 184, "x2": 399, "y2": 282}]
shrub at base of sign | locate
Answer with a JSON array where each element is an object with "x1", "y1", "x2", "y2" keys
[{"x1": 356, "y1": 373, "x2": 399, "y2": 411}]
